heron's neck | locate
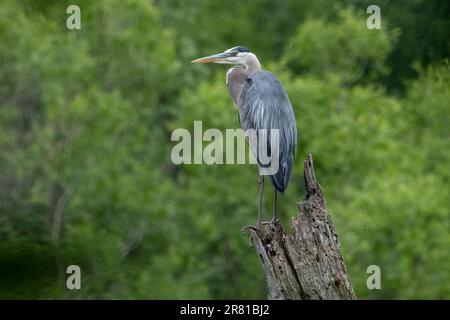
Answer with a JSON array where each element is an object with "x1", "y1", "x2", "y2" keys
[
  {"x1": 230, "y1": 56, "x2": 261, "y2": 79},
  {"x1": 245, "y1": 54, "x2": 261, "y2": 74},
  {"x1": 226, "y1": 56, "x2": 261, "y2": 105}
]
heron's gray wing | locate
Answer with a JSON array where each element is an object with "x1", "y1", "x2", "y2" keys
[{"x1": 238, "y1": 71, "x2": 297, "y2": 192}]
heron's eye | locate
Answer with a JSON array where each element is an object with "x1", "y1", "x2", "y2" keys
[{"x1": 232, "y1": 50, "x2": 239, "y2": 56}]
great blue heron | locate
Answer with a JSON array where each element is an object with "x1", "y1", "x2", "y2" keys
[{"x1": 192, "y1": 46, "x2": 297, "y2": 230}]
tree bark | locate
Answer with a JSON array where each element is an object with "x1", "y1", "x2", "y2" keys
[{"x1": 249, "y1": 154, "x2": 356, "y2": 300}]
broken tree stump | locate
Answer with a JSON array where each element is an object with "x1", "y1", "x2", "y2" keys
[{"x1": 249, "y1": 154, "x2": 356, "y2": 300}]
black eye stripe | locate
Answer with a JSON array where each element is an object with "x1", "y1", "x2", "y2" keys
[
  {"x1": 227, "y1": 46, "x2": 251, "y2": 54},
  {"x1": 226, "y1": 50, "x2": 239, "y2": 57},
  {"x1": 233, "y1": 46, "x2": 251, "y2": 53}
]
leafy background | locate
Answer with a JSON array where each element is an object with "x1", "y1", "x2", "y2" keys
[{"x1": 0, "y1": 0, "x2": 449, "y2": 299}]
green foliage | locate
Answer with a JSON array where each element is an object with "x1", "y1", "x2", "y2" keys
[
  {"x1": 282, "y1": 9, "x2": 394, "y2": 84},
  {"x1": 0, "y1": 0, "x2": 449, "y2": 299}
]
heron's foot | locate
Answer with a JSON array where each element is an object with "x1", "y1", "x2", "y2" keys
[
  {"x1": 240, "y1": 220, "x2": 277, "y2": 234},
  {"x1": 270, "y1": 217, "x2": 279, "y2": 224},
  {"x1": 240, "y1": 223, "x2": 262, "y2": 247},
  {"x1": 240, "y1": 223, "x2": 261, "y2": 234}
]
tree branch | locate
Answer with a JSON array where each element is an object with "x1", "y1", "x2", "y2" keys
[{"x1": 249, "y1": 154, "x2": 356, "y2": 300}]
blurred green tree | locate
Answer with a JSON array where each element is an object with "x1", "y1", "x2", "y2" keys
[{"x1": 0, "y1": 0, "x2": 448, "y2": 299}]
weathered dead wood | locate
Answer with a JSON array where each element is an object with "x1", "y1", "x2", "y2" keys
[{"x1": 249, "y1": 154, "x2": 356, "y2": 300}]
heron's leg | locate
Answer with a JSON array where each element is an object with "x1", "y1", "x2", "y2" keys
[
  {"x1": 271, "y1": 188, "x2": 277, "y2": 223},
  {"x1": 241, "y1": 175, "x2": 264, "y2": 233},
  {"x1": 258, "y1": 175, "x2": 264, "y2": 225}
]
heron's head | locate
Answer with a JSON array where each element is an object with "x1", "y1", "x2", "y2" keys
[{"x1": 191, "y1": 46, "x2": 260, "y2": 69}]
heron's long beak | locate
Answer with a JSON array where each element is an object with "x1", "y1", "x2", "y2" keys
[{"x1": 191, "y1": 52, "x2": 230, "y2": 63}]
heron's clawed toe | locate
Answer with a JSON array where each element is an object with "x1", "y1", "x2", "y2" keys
[
  {"x1": 240, "y1": 223, "x2": 261, "y2": 234},
  {"x1": 241, "y1": 220, "x2": 278, "y2": 234}
]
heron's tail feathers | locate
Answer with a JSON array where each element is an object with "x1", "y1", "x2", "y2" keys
[{"x1": 269, "y1": 156, "x2": 292, "y2": 193}]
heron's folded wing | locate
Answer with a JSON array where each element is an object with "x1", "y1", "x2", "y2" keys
[{"x1": 238, "y1": 71, "x2": 297, "y2": 192}]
